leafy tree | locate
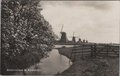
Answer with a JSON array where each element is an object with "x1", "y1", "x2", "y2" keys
[{"x1": 1, "y1": 0, "x2": 55, "y2": 75}]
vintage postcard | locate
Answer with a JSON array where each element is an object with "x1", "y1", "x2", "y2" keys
[{"x1": 1, "y1": 0, "x2": 119, "y2": 76}]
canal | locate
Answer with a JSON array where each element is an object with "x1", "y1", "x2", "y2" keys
[{"x1": 15, "y1": 48, "x2": 72, "y2": 75}]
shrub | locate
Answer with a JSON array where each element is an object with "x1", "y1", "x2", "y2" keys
[{"x1": 1, "y1": 0, "x2": 55, "y2": 75}]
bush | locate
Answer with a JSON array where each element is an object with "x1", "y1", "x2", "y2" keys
[{"x1": 1, "y1": 0, "x2": 55, "y2": 75}]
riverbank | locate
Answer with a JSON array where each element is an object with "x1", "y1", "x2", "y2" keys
[
  {"x1": 14, "y1": 49, "x2": 72, "y2": 75},
  {"x1": 57, "y1": 47, "x2": 119, "y2": 76}
]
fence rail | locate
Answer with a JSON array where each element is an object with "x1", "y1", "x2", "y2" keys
[{"x1": 71, "y1": 43, "x2": 119, "y2": 61}]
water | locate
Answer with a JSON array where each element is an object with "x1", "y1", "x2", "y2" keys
[
  {"x1": 15, "y1": 49, "x2": 72, "y2": 75},
  {"x1": 55, "y1": 45, "x2": 74, "y2": 48},
  {"x1": 36, "y1": 49, "x2": 72, "y2": 75}
]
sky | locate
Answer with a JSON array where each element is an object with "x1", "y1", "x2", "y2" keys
[{"x1": 40, "y1": 1, "x2": 120, "y2": 43}]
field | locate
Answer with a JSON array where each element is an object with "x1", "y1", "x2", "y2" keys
[{"x1": 57, "y1": 46, "x2": 119, "y2": 76}]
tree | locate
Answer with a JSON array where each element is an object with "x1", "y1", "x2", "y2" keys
[{"x1": 1, "y1": 0, "x2": 55, "y2": 75}]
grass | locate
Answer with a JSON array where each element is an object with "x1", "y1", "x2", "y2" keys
[{"x1": 57, "y1": 47, "x2": 119, "y2": 76}]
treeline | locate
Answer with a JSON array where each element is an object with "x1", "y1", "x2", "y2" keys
[{"x1": 1, "y1": 0, "x2": 55, "y2": 75}]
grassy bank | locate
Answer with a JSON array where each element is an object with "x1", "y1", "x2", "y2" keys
[{"x1": 57, "y1": 47, "x2": 119, "y2": 76}]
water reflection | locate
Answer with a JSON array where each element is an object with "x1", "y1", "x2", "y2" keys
[
  {"x1": 37, "y1": 49, "x2": 72, "y2": 75},
  {"x1": 16, "y1": 49, "x2": 72, "y2": 75}
]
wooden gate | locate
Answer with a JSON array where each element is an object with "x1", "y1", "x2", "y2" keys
[{"x1": 71, "y1": 43, "x2": 119, "y2": 61}]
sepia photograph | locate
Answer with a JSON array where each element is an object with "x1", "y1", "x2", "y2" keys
[{"x1": 1, "y1": 0, "x2": 120, "y2": 76}]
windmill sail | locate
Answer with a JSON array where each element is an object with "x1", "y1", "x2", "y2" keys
[{"x1": 59, "y1": 25, "x2": 68, "y2": 43}]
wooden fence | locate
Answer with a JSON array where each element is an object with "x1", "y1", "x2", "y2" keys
[{"x1": 71, "y1": 43, "x2": 119, "y2": 61}]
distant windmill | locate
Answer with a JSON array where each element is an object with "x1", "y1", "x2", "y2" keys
[
  {"x1": 72, "y1": 32, "x2": 76, "y2": 43},
  {"x1": 59, "y1": 24, "x2": 68, "y2": 43},
  {"x1": 68, "y1": 33, "x2": 81, "y2": 42}
]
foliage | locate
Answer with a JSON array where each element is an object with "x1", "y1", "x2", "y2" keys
[{"x1": 1, "y1": 0, "x2": 55, "y2": 74}]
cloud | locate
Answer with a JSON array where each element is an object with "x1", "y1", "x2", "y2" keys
[
  {"x1": 40, "y1": 1, "x2": 113, "y2": 10},
  {"x1": 40, "y1": 1, "x2": 120, "y2": 43},
  {"x1": 82, "y1": 1, "x2": 111, "y2": 9}
]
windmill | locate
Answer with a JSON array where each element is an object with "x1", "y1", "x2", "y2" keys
[
  {"x1": 68, "y1": 32, "x2": 81, "y2": 43},
  {"x1": 68, "y1": 33, "x2": 88, "y2": 43},
  {"x1": 59, "y1": 25, "x2": 68, "y2": 43},
  {"x1": 72, "y1": 32, "x2": 76, "y2": 43}
]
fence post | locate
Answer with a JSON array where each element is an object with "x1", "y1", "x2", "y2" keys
[
  {"x1": 23, "y1": 69, "x2": 26, "y2": 75},
  {"x1": 91, "y1": 45, "x2": 93, "y2": 57},
  {"x1": 106, "y1": 44, "x2": 109, "y2": 57},
  {"x1": 81, "y1": 44, "x2": 84, "y2": 59},
  {"x1": 71, "y1": 48, "x2": 75, "y2": 62},
  {"x1": 93, "y1": 43, "x2": 97, "y2": 58}
]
